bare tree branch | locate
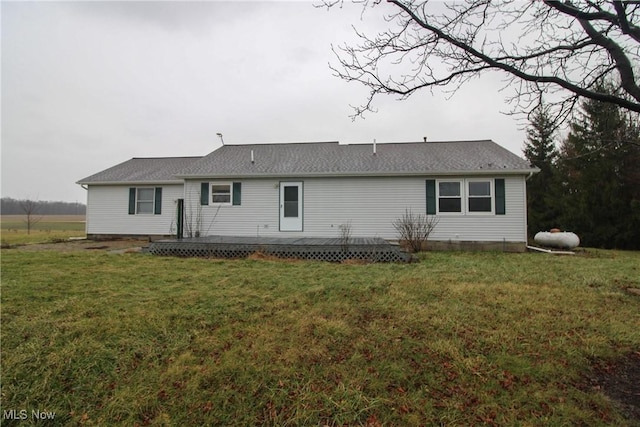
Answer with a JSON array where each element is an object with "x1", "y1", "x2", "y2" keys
[
  {"x1": 545, "y1": 0, "x2": 640, "y2": 42},
  {"x1": 328, "y1": 0, "x2": 640, "y2": 126}
]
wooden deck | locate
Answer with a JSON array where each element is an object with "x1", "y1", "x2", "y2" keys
[{"x1": 148, "y1": 235, "x2": 411, "y2": 263}]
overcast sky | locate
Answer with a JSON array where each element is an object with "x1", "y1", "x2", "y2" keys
[{"x1": 2, "y1": 1, "x2": 529, "y2": 203}]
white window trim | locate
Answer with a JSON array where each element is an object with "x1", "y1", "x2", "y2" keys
[
  {"x1": 210, "y1": 181, "x2": 233, "y2": 206},
  {"x1": 436, "y1": 179, "x2": 464, "y2": 215},
  {"x1": 136, "y1": 187, "x2": 155, "y2": 215},
  {"x1": 466, "y1": 178, "x2": 495, "y2": 215}
]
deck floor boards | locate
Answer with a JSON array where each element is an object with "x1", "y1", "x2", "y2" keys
[{"x1": 177, "y1": 235, "x2": 385, "y2": 246}]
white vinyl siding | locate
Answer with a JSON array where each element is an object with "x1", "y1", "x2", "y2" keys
[
  {"x1": 184, "y1": 175, "x2": 528, "y2": 243},
  {"x1": 86, "y1": 184, "x2": 183, "y2": 236}
]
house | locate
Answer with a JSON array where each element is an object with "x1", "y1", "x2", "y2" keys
[{"x1": 77, "y1": 140, "x2": 538, "y2": 251}]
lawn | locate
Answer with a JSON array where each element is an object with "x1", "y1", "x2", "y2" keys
[{"x1": 1, "y1": 248, "x2": 639, "y2": 426}]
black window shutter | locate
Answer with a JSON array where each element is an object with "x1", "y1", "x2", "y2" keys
[
  {"x1": 426, "y1": 179, "x2": 436, "y2": 215},
  {"x1": 495, "y1": 178, "x2": 506, "y2": 215},
  {"x1": 128, "y1": 188, "x2": 136, "y2": 215},
  {"x1": 200, "y1": 182, "x2": 209, "y2": 205},
  {"x1": 154, "y1": 187, "x2": 162, "y2": 215},
  {"x1": 232, "y1": 182, "x2": 241, "y2": 206}
]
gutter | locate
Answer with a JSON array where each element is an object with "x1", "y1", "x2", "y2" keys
[
  {"x1": 175, "y1": 169, "x2": 540, "y2": 180},
  {"x1": 78, "y1": 169, "x2": 540, "y2": 185},
  {"x1": 525, "y1": 167, "x2": 541, "y2": 180}
]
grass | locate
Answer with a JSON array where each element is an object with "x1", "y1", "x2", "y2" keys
[
  {"x1": 1, "y1": 215, "x2": 85, "y2": 246},
  {"x1": 1, "y1": 248, "x2": 639, "y2": 426}
]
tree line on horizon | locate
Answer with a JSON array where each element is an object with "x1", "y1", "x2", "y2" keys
[
  {"x1": 1, "y1": 198, "x2": 86, "y2": 216},
  {"x1": 524, "y1": 85, "x2": 640, "y2": 250}
]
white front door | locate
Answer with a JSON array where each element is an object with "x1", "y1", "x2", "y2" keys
[{"x1": 279, "y1": 182, "x2": 303, "y2": 231}]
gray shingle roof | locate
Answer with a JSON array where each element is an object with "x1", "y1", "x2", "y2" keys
[
  {"x1": 77, "y1": 157, "x2": 201, "y2": 185},
  {"x1": 178, "y1": 140, "x2": 534, "y2": 178},
  {"x1": 78, "y1": 140, "x2": 535, "y2": 185}
]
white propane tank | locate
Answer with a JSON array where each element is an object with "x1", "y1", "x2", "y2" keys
[{"x1": 534, "y1": 231, "x2": 580, "y2": 249}]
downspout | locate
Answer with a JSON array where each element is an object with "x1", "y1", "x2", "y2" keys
[
  {"x1": 182, "y1": 178, "x2": 188, "y2": 238},
  {"x1": 80, "y1": 184, "x2": 89, "y2": 237},
  {"x1": 524, "y1": 170, "x2": 535, "y2": 246}
]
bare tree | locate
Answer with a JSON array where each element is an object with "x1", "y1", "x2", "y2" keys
[
  {"x1": 324, "y1": 0, "x2": 640, "y2": 126},
  {"x1": 20, "y1": 199, "x2": 42, "y2": 235},
  {"x1": 338, "y1": 221, "x2": 353, "y2": 252},
  {"x1": 184, "y1": 194, "x2": 203, "y2": 238},
  {"x1": 392, "y1": 208, "x2": 438, "y2": 252},
  {"x1": 183, "y1": 189, "x2": 224, "y2": 238}
]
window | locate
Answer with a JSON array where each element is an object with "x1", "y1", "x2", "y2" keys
[
  {"x1": 431, "y1": 178, "x2": 504, "y2": 215},
  {"x1": 283, "y1": 186, "x2": 299, "y2": 217},
  {"x1": 211, "y1": 184, "x2": 231, "y2": 204},
  {"x1": 438, "y1": 181, "x2": 462, "y2": 213},
  {"x1": 201, "y1": 182, "x2": 241, "y2": 206},
  {"x1": 468, "y1": 180, "x2": 493, "y2": 213},
  {"x1": 128, "y1": 187, "x2": 162, "y2": 215},
  {"x1": 136, "y1": 188, "x2": 155, "y2": 214}
]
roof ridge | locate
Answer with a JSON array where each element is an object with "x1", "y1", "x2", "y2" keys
[
  {"x1": 130, "y1": 156, "x2": 203, "y2": 159},
  {"x1": 216, "y1": 140, "x2": 496, "y2": 147},
  {"x1": 222, "y1": 141, "x2": 339, "y2": 147},
  {"x1": 342, "y1": 139, "x2": 493, "y2": 145}
]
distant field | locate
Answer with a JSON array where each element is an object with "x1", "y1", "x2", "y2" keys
[
  {"x1": 1, "y1": 214, "x2": 85, "y2": 228},
  {"x1": 1, "y1": 215, "x2": 85, "y2": 245}
]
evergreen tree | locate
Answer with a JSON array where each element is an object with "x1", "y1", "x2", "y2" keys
[
  {"x1": 523, "y1": 105, "x2": 560, "y2": 237},
  {"x1": 558, "y1": 85, "x2": 640, "y2": 249},
  {"x1": 616, "y1": 114, "x2": 640, "y2": 248}
]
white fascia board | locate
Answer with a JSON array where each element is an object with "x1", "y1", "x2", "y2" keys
[{"x1": 76, "y1": 180, "x2": 184, "y2": 186}]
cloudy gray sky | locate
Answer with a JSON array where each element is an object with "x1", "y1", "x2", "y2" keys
[{"x1": 2, "y1": 1, "x2": 528, "y2": 203}]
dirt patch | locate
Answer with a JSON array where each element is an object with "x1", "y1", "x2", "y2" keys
[
  {"x1": 7, "y1": 238, "x2": 149, "y2": 253},
  {"x1": 589, "y1": 351, "x2": 640, "y2": 423}
]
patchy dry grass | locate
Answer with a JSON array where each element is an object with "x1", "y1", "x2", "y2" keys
[{"x1": 1, "y1": 249, "x2": 639, "y2": 425}]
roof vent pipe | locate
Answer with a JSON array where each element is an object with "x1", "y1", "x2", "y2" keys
[
  {"x1": 373, "y1": 139, "x2": 377, "y2": 155},
  {"x1": 423, "y1": 136, "x2": 427, "y2": 142},
  {"x1": 251, "y1": 149, "x2": 255, "y2": 164}
]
